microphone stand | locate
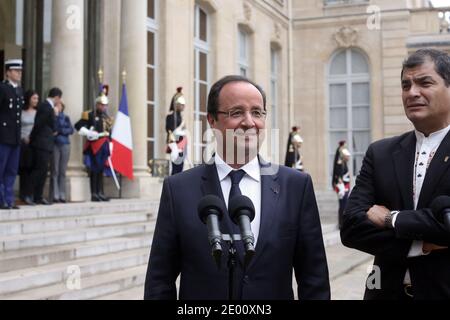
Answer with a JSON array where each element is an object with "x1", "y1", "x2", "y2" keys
[{"x1": 222, "y1": 234, "x2": 241, "y2": 301}]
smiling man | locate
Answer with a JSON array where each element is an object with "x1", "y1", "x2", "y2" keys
[
  {"x1": 341, "y1": 49, "x2": 450, "y2": 300},
  {"x1": 144, "y1": 75, "x2": 330, "y2": 300}
]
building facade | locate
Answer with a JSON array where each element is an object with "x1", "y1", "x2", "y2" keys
[{"x1": 1, "y1": 0, "x2": 449, "y2": 199}]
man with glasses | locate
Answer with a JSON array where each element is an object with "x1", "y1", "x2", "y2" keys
[{"x1": 144, "y1": 75, "x2": 330, "y2": 300}]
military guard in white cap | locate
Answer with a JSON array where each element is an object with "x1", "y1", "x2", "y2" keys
[
  {"x1": 74, "y1": 89, "x2": 113, "y2": 202},
  {"x1": 0, "y1": 59, "x2": 24, "y2": 209}
]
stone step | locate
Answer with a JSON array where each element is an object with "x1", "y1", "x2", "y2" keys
[
  {"x1": 95, "y1": 283, "x2": 145, "y2": 300},
  {"x1": 1, "y1": 265, "x2": 148, "y2": 300},
  {"x1": 0, "y1": 200, "x2": 159, "y2": 222},
  {"x1": 0, "y1": 247, "x2": 150, "y2": 296},
  {"x1": 0, "y1": 234, "x2": 153, "y2": 273},
  {"x1": 0, "y1": 221, "x2": 156, "y2": 252},
  {"x1": 323, "y1": 230, "x2": 342, "y2": 248},
  {"x1": 0, "y1": 212, "x2": 154, "y2": 237}
]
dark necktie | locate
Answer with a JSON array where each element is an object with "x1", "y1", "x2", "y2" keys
[
  {"x1": 228, "y1": 170, "x2": 246, "y2": 205},
  {"x1": 228, "y1": 169, "x2": 246, "y2": 242}
]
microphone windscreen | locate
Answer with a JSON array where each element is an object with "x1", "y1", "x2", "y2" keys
[
  {"x1": 430, "y1": 195, "x2": 450, "y2": 221},
  {"x1": 229, "y1": 195, "x2": 255, "y2": 223},
  {"x1": 198, "y1": 195, "x2": 226, "y2": 224}
]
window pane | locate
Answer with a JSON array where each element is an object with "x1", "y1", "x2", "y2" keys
[
  {"x1": 239, "y1": 30, "x2": 247, "y2": 61},
  {"x1": 200, "y1": 8, "x2": 207, "y2": 42},
  {"x1": 352, "y1": 106, "x2": 370, "y2": 129},
  {"x1": 200, "y1": 83, "x2": 207, "y2": 113},
  {"x1": 200, "y1": 115, "x2": 208, "y2": 140},
  {"x1": 148, "y1": 32, "x2": 154, "y2": 65},
  {"x1": 148, "y1": 0, "x2": 155, "y2": 19},
  {"x1": 352, "y1": 50, "x2": 369, "y2": 74},
  {"x1": 147, "y1": 68, "x2": 154, "y2": 102},
  {"x1": 330, "y1": 84, "x2": 347, "y2": 106},
  {"x1": 352, "y1": 83, "x2": 369, "y2": 105},
  {"x1": 352, "y1": 131, "x2": 371, "y2": 154},
  {"x1": 330, "y1": 108, "x2": 347, "y2": 129},
  {"x1": 147, "y1": 105, "x2": 154, "y2": 139},
  {"x1": 330, "y1": 51, "x2": 346, "y2": 75},
  {"x1": 200, "y1": 52, "x2": 207, "y2": 81}
]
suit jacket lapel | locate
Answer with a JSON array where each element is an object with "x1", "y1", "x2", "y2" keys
[
  {"x1": 392, "y1": 132, "x2": 416, "y2": 210},
  {"x1": 246, "y1": 160, "x2": 280, "y2": 271},
  {"x1": 417, "y1": 131, "x2": 450, "y2": 208}
]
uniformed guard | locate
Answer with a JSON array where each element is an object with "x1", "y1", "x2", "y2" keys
[
  {"x1": 284, "y1": 126, "x2": 304, "y2": 172},
  {"x1": 74, "y1": 92, "x2": 113, "y2": 202},
  {"x1": 165, "y1": 87, "x2": 187, "y2": 175},
  {"x1": 0, "y1": 59, "x2": 24, "y2": 210}
]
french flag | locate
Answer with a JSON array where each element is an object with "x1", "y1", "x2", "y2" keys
[{"x1": 111, "y1": 83, "x2": 134, "y2": 180}]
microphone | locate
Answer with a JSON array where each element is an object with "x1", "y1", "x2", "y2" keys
[
  {"x1": 430, "y1": 196, "x2": 450, "y2": 232},
  {"x1": 198, "y1": 195, "x2": 227, "y2": 268},
  {"x1": 229, "y1": 195, "x2": 256, "y2": 267}
]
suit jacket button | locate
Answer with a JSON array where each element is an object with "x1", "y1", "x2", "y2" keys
[
  {"x1": 3, "y1": 123, "x2": 6, "y2": 127},
  {"x1": 243, "y1": 275, "x2": 250, "y2": 284}
]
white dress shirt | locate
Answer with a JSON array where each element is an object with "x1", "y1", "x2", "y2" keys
[
  {"x1": 215, "y1": 154, "x2": 261, "y2": 246},
  {"x1": 392, "y1": 124, "x2": 450, "y2": 283}
]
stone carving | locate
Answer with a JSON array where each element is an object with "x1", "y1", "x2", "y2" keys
[
  {"x1": 274, "y1": 23, "x2": 281, "y2": 39},
  {"x1": 333, "y1": 26, "x2": 358, "y2": 48},
  {"x1": 244, "y1": 2, "x2": 252, "y2": 21}
]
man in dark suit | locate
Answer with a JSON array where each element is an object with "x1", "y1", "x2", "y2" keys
[
  {"x1": 29, "y1": 88, "x2": 62, "y2": 205},
  {"x1": 341, "y1": 49, "x2": 450, "y2": 300},
  {"x1": 0, "y1": 59, "x2": 24, "y2": 210},
  {"x1": 144, "y1": 75, "x2": 330, "y2": 300}
]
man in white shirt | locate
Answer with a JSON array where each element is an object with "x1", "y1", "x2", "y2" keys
[
  {"x1": 145, "y1": 75, "x2": 330, "y2": 300},
  {"x1": 341, "y1": 48, "x2": 450, "y2": 300}
]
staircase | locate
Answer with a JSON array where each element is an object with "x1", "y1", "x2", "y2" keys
[{"x1": 0, "y1": 200, "x2": 157, "y2": 300}]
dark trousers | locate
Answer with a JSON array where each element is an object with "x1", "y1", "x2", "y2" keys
[
  {"x1": 19, "y1": 141, "x2": 33, "y2": 200},
  {"x1": 338, "y1": 192, "x2": 349, "y2": 229},
  {"x1": 30, "y1": 147, "x2": 52, "y2": 202},
  {"x1": 0, "y1": 143, "x2": 20, "y2": 206}
]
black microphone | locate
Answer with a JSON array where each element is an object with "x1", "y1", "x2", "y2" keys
[
  {"x1": 198, "y1": 195, "x2": 227, "y2": 268},
  {"x1": 430, "y1": 195, "x2": 450, "y2": 232},
  {"x1": 229, "y1": 195, "x2": 256, "y2": 267}
]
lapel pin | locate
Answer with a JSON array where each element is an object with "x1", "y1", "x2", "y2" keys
[
  {"x1": 445, "y1": 156, "x2": 449, "y2": 163},
  {"x1": 271, "y1": 185, "x2": 279, "y2": 194}
]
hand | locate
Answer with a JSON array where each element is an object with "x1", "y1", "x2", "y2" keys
[
  {"x1": 87, "y1": 131, "x2": 99, "y2": 141},
  {"x1": 423, "y1": 242, "x2": 448, "y2": 254},
  {"x1": 367, "y1": 205, "x2": 390, "y2": 228}
]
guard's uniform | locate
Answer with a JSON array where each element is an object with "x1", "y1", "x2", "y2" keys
[
  {"x1": 74, "y1": 108, "x2": 113, "y2": 202},
  {"x1": 0, "y1": 60, "x2": 24, "y2": 209}
]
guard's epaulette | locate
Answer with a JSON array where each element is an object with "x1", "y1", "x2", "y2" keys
[{"x1": 81, "y1": 111, "x2": 90, "y2": 121}]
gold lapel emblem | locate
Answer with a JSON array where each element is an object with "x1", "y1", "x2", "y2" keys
[{"x1": 445, "y1": 156, "x2": 449, "y2": 163}]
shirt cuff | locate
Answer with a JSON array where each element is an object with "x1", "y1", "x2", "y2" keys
[{"x1": 392, "y1": 212, "x2": 399, "y2": 228}]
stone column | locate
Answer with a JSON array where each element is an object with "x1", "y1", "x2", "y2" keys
[
  {"x1": 50, "y1": 0, "x2": 89, "y2": 201},
  {"x1": 115, "y1": 0, "x2": 159, "y2": 199}
]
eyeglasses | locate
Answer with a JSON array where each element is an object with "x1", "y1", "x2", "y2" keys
[{"x1": 216, "y1": 108, "x2": 267, "y2": 120}]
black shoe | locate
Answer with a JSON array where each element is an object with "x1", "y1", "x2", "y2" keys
[
  {"x1": 98, "y1": 194, "x2": 110, "y2": 202},
  {"x1": 9, "y1": 205, "x2": 20, "y2": 210},
  {"x1": 59, "y1": 199, "x2": 67, "y2": 204},
  {"x1": 36, "y1": 199, "x2": 51, "y2": 206},
  {"x1": 24, "y1": 197, "x2": 36, "y2": 206},
  {"x1": 91, "y1": 194, "x2": 102, "y2": 202},
  {"x1": 53, "y1": 199, "x2": 60, "y2": 204},
  {"x1": 0, "y1": 203, "x2": 9, "y2": 210}
]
